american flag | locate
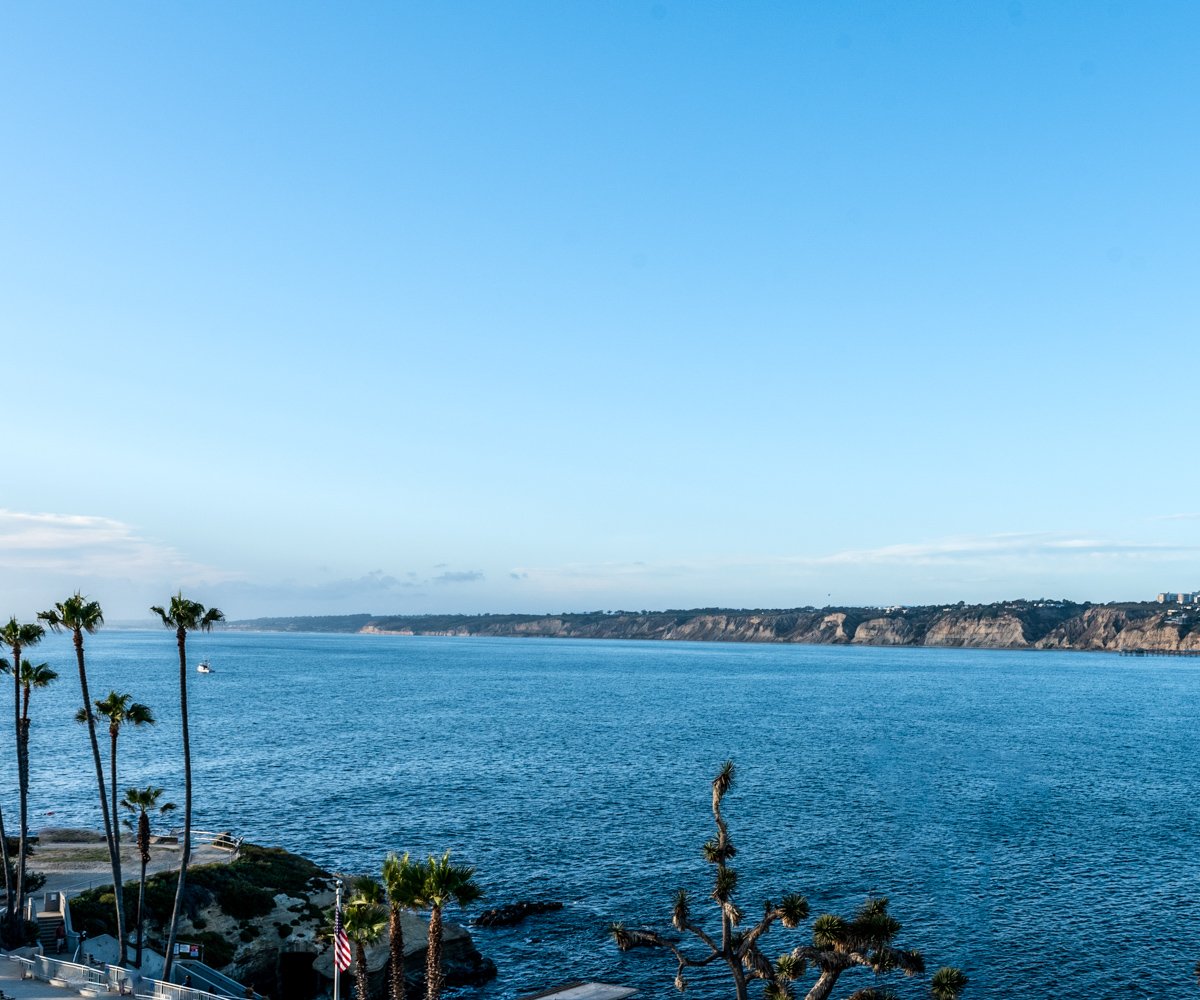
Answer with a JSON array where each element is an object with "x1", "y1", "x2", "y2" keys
[{"x1": 333, "y1": 906, "x2": 353, "y2": 973}]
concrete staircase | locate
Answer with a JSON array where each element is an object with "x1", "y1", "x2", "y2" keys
[{"x1": 35, "y1": 913, "x2": 64, "y2": 952}]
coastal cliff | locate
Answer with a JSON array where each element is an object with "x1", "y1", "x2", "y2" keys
[{"x1": 227, "y1": 601, "x2": 1200, "y2": 654}]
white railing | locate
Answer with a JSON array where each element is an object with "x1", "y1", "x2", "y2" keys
[
  {"x1": 136, "y1": 976, "x2": 243, "y2": 1000},
  {"x1": 176, "y1": 959, "x2": 262, "y2": 998},
  {"x1": 15, "y1": 953, "x2": 140, "y2": 994},
  {"x1": 31, "y1": 953, "x2": 107, "y2": 988}
]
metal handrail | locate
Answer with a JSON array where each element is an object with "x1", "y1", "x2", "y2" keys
[{"x1": 139, "y1": 975, "x2": 245, "y2": 1000}]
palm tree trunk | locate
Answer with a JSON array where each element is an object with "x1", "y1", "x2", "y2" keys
[
  {"x1": 11, "y1": 648, "x2": 22, "y2": 924},
  {"x1": 136, "y1": 857, "x2": 147, "y2": 968},
  {"x1": 108, "y1": 727, "x2": 127, "y2": 965},
  {"x1": 0, "y1": 802, "x2": 12, "y2": 929},
  {"x1": 426, "y1": 905, "x2": 444, "y2": 1000},
  {"x1": 74, "y1": 628, "x2": 125, "y2": 964},
  {"x1": 356, "y1": 942, "x2": 370, "y2": 1000},
  {"x1": 390, "y1": 904, "x2": 406, "y2": 1000},
  {"x1": 16, "y1": 716, "x2": 30, "y2": 920},
  {"x1": 163, "y1": 627, "x2": 191, "y2": 981}
]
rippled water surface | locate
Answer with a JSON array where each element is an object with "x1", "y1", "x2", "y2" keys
[{"x1": 16, "y1": 630, "x2": 1200, "y2": 999}]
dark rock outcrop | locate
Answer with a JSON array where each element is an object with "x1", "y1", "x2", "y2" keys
[{"x1": 474, "y1": 900, "x2": 564, "y2": 928}]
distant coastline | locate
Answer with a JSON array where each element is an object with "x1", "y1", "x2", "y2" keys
[{"x1": 222, "y1": 600, "x2": 1200, "y2": 654}]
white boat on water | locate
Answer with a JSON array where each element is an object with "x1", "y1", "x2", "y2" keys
[{"x1": 197, "y1": 660, "x2": 213, "y2": 673}]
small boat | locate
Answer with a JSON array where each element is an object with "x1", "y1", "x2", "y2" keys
[{"x1": 196, "y1": 661, "x2": 213, "y2": 673}]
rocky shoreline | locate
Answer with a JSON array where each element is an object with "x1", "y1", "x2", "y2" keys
[{"x1": 65, "y1": 842, "x2": 495, "y2": 1000}]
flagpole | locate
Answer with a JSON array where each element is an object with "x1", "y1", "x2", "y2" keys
[{"x1": 334, "y1": 878, "x2": 342, "y2": 1000}]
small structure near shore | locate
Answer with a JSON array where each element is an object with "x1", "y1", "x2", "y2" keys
[{"x1": 518, "y1": 982, "x2": 638, "y2": 1000}]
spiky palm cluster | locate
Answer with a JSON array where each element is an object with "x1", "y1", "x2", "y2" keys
[{"x1": 611, "y1": 763, "x2": 969, "y2": 1000}]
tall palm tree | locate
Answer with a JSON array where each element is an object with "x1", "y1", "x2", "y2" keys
[
  {"x1": 415, "y1": 853, "x2": 481, "y2": 1000},
  {"x1": 344, "y1": 878, "x2": 389, "y2": 1000},
  {"x1": 150, "y1": 593, "x2": 223, "y2": 980},
  {"x1": 38, "y1": 595, "x2": 128, "y2": 960},
  {"x1": 120, "y1": 786, "x2": 176, "y2": 968},
  {"x1": 382, "y1": 853, "x2": 424, "y2": 1000},
  {"x1": 16, "y1": 658, "x2": 55, "y2": 921},
  {"x1": 0, "y1": 616, "x2": 45, "y2": 924},
  {"x1": 74, "y1": 692, "x2": 155, "y2": 966}
]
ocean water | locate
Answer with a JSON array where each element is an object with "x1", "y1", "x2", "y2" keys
[{"x1": 11, "y1": 629, "x2": 1200, "y2": 999}]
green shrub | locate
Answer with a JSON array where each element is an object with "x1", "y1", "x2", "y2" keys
[
  {"x1": 215, "y1": 879, "x2": 274, "y2": 920},
  {"x1": 190, "y1": 930, "x2": 236, "y2": 969}
]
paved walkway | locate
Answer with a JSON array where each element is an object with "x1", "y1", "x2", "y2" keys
[{"x1": 0, "y1": 957, "x2": 86, "y2": 999}]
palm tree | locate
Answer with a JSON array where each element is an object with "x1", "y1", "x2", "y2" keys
[
  {"x1": 38, "y1": 595, "x2": 128, "y2": 961},
  {"x1": 382, "y1": 852, "x2": 424, "y2": 1000},
  {"x1": 120, "y1": 786, "x2": 176, "y2": 968},
  {"x1": 150, "y1": 592, "x2": 223, "y2": 980},
  {"x1": 0, "y1": 616, "x2": 45, "y2": 924},
  {"x1": 16, "y1": 658, "x2": 55, "y2": 921},
  {"x1": 415, "y1": 852, "x2": 481, "y2": 1000},
  {"x1": 73, "y1": 691, "x2": 153, "y2": 967},
  {"x1": 344, "y1": 878, "x2": 389, "y2": 1000}
]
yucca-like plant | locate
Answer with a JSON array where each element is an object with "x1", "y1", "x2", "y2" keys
[
  {"x1": 611, "y1": 763, "x2": 968, "y2": 1000},
  {"x1": 610, "y1": 762, "x2": 809, "y2": 1000},
  {"x1": 783, "y1": 897, "x2": 966, "y2": 1000},
  {"x1": 931, "y1": 967, "x2": 970, "y2": 1000}
]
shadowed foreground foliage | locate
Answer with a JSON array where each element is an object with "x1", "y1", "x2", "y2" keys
[
  {"x1": 70, "y1": 844, "x2": 331, "y2": 966},
  {"x1": 612, "y1": 763, "x2": 967, "y2": 1000}
]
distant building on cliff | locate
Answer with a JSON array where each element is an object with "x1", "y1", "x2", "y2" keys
[{"x1": 1155, "y1": 591, "x2": 1199, "y2": 604}]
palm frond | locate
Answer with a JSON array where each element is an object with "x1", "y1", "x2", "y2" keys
[
  {"x1": 711, "y1": 761, "x2": 735, "y2": 812},
  {"x1": 20, "y1": 662, "x2": 57, "y2": 688},
  {"x1": 762, "y1": 981, "x2": 792, "y2": 1000},
  {"x1": 712, "y1": 865, "x2": 738, "y2": 902},
  {"x1": 778, "y1": 894, "x2": 809, "y2": 929},
  {"x1": 774, "y1": 953, "x2": 805, "y2": 981},
  {"x1": 930, "y1": 967, "x2": 968, "y2": 1000},
  {"x1": 610, "y1": 923, "x2": 665, "y2": 951},
  {"x1": 672, "y1": 889, "x2": 690, "y2": 930},
  {"x1": 812, "y1": 914, "x2": 848, "y2": 949}
]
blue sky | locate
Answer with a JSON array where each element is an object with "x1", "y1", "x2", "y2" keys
[{"x1": 3, "y1": 2, "x2": 1198, "y2": 619}]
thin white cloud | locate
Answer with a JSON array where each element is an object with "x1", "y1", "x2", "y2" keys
[
  {"x1": 1154, "y1": 512, "x2": 1200, "y2": 521},
  {"x1": 509, "y1": 532, "x2": 1198, "y2": 591},
  {"x1": 433, "y1": 571, "x2": 484, "y2": 584},
  {"x1": 0, "y1": 508, "x2": 223, "y2": 580},
  {"x1": 797, "y1": 532, "x2": 1192, "y2": 567}
]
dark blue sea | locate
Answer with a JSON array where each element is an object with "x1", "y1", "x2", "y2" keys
[{"x1": 13, "y1": 630, "x2": 1200, "y2": 999}]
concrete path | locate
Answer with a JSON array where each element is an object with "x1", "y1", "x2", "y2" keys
[
  {"x1": 0, "y1": 956, "x2": 86, "y2": 999},
  {"x1": 33, "y1": 837, "x2": 235, "y2": 899}
]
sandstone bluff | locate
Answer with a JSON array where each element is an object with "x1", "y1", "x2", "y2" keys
[{"x1": 227, "y1": 601, "x2": 1200, "y2": 653}]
